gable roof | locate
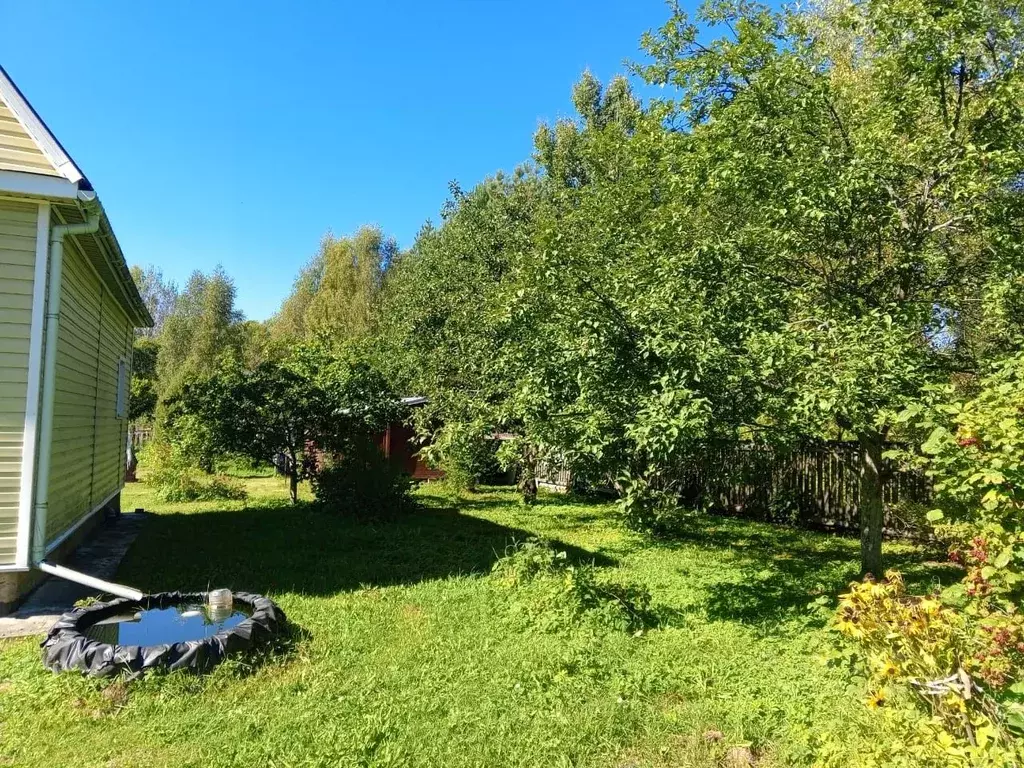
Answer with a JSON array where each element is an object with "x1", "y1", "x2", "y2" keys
[
  {"x1": 0, "y1": 67, "x2": 87, "y2": 184},
  {"x1": 0, "y1": 65, "x2": 152, "y2": 327}
]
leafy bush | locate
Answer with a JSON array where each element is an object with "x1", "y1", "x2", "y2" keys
[
  {"x1": 422, "y1": 422, "x2": 500, "y2": 494},
  {"x1": 310, "y1": 440, "x2": 412, "y2": 519},
  {"x1": 832, "y1": 353, "x2": 1024, "y2": 764},
  {"x1": 894, "y1": 352, "x2": 1024, "y2": 606},
  {"x1": 491, "y1": 538, "x2": 657, "y2": 633},
  {"x1": 146, "y1": 440, "x2": 247, "y2": 503},
  {"x1": 619, "y1": 477, "x2": 694, "y2": 536},
  {"x1": 834, "y1": 571, "x2": 1024, "y2": 766}
]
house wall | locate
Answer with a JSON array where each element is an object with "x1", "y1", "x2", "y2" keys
[
  {"x1": 378, "y1": 422, "x2": 443, "y2": 481},
  {"x1": 45, "y1": 233, "x2": 132, "y2": 544},
  {"x1": 0, "y1": 199, "x2": 37, "y2": 567},
  {"x1": 0, "y1": 101, "x2": 59, "y2": 177}
]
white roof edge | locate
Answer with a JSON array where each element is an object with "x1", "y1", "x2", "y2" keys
[
  {"x1": 336, "y1": 396, "x2": 429, "y2": 416},
  {"x1": 0, "y1": 66, "x2": 154, "y2": 329},
  {"x1": 0, "y1": 170, "x2": 79, "y2": 200},
  {"x1": 0, "y1": 64, "x2": 87, "y2": 187}
]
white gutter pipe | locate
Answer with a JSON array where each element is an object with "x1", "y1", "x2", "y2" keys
[
  {"x1": 35, "y1": 561, "x2": 144, "y2": 601},
  {"x1": 30, "y1": 195, "x2": 101, "y2": 564},
  {"x1": 29, "y1": 193, "x2": 145, "y2": 603}
]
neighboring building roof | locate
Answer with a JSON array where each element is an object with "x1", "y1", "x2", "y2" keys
[
  {"x1": 336, "y1": 396, "x2": 429, "y2": 417},
  {"x1": 0, "y1": 65, "x2": 153, "y2": 327}
]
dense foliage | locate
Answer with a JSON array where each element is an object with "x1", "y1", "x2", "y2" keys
[
  {"x1": 126, "y1": 0, "x2": 1023, "y2": 761},
  {"x1": 167, "y1": 341, "x2": 397, "y2": 503},
  {"x1": 271, "y1": 226, "x2": 394, "y2": 344},
  {"x1": 377, "y1": 175, "x2": 544, "y2": 494},
  {"x1": 309, "y1": 440, "x2": 413, "y2": 519}
]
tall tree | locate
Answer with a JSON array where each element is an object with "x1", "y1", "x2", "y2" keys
[
  {"x1": 272, "y1": 253, "x2": 324, "y2": 342},
  {"x1": 130, "y1": 265, "x2": 178, "y2": 338},
  {"x1": 635, "y1": 0, "x2": 1024, "y2": 573},
  {"x1": 128, "y1": 337, "x2": 159, "y2": 424},
  {"x1": 514, "y1": 71, "x2": 782, "y2": 516},
  {"x1": 237, "y1": 320, "x2": 275, "y2": 368},
  {"x1": 157, "y1": 266, "x2": 243, "y2": 405},
  {"x1": 271, "y1": 226, "x2": 395, "y2": 345},
  {"x1": 378, "y1": 171, "x2": 544, "y2": 495}
]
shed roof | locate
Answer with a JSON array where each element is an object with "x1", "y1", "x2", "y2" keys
[{"x1": 0, "y1": 65, "x2": 152, "y2": 327}]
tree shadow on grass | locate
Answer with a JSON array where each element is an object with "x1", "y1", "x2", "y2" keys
[
  {"x1": 453, "y1": 489, "x2": 620, "y2": 532},
  {"x1": 651, "y1": 515, "x2": 962, "y2": 630},
  {"x1": 116, "y1": 499, "x2": 613, "y2": 598}
]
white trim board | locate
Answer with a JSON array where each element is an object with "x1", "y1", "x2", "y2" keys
[
  {"x1": 14, "y1": 202, "x2": 50, "y2": 569},
  {"x1": 0, "y1": 171, "x2": 79, "y2": 200}
]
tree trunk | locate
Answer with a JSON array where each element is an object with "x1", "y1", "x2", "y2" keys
[
  {"x1": 858, "y1": 430, "x2": 885, "y2": 577},
  {"x1": 287, "y1": 447, "x2": 299, "y2": 504},
  {"x1": 519, "y1": 442, "x2": 538, "y2": 505}
]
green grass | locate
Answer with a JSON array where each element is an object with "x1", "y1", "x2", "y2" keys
[{"x1": 0, "y1": 477, "x2": 958, "y2": 767}]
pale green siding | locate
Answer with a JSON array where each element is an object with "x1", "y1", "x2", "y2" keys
[
  {"x1": 0, "y1": 101, "x2": 59, "y2": 177},
  {"x1": 45, "y1": 235, "x2": 132, "y2": 543},
  {"x1": 0, "y1": 200, "x2": 37, "y2": 566}
]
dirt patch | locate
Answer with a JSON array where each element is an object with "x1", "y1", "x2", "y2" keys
[
  {"x1": 722, "y1": 745, "x2": 757, "y2": 767},
  {"x1": 101, "y1": 682, "x2": 129, "y2": 708}
]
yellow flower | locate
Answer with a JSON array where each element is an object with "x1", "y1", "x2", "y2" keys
[
  {"x1": 918, "y1": 598, "x2": 941, "y2": 615},
  {"x1": 879, "y1": 659, "x2": 899, "y2": 678},
  {"x1": 866, "y1": 688, "x2": 888, "y2": 709}
]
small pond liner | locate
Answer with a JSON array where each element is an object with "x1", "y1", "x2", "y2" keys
[{"x1": 41, "y1": 591, "x2": 286, "y2": 677}]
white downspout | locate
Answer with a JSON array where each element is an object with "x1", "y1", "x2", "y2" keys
[
  {"x1": 36, "y1": 561, "x2": 143, "y2": 601},
  {"x1": 30, "y1": 194, "x2": 143, "y2": 602}
]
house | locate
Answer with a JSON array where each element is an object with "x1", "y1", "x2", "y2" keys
[{"x1": 0, "y1": 66, "x2": 152, "y2": 614}]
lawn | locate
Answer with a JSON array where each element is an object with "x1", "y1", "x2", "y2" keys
[{"x1": 0, "y1": 476, "x2": 957, "y2": 767}]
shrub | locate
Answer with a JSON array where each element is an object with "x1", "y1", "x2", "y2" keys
[
  {"x1": 835, "y1": 353, "x2": 1024, "y2": 763},
  {"x1": 310, "y1": 440, "x2": 412, "y2": 519},
  {"x1": 834, "y1": 571, "x2": 1024, "y2": 765},
  {"x1": 619, "y1": 478, "x2": 694, "y2": 536},
  {"x1": 491, "y1": 538, "x2": 657, "y2": 633},
  {"x1": 422, "y1": 423, "x2": 501, "y2": 494},
  {"x1": 146, "y1": 440, "x2": 248, "y2": 503},
  {"x1": 893, "y1": 352, "x2": 1024, "y2": 607}
]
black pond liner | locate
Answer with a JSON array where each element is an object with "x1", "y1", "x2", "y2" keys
[{"x1": 41, "y1": 591, "x2": 286, "y2": 677}]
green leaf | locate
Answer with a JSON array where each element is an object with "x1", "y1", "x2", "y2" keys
[
  {"x1": 1005, "y1": 705, "x2": 1024, "y2": 737},
  {"x1": 994, "y1": 548, "x2": 1013, "y2": 569},
  {"x1": 921, "y1": 426, "x2": 949, "y2": 455},
  {"x1": 925, "y1": 509, "x2": 945, "y2": 523}
]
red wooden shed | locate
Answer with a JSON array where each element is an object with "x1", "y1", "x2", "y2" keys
[{"x1": 375, "y1": 396, "x2": 442, "y2": 481}]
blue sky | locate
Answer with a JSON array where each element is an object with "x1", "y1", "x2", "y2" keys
[{"x1": 0, "y1": 0, "x2": 672, "y2": 320}]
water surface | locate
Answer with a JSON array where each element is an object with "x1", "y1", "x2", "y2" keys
[{"x1": 83, "y1": 603, "x2": 251, "y2": 646}]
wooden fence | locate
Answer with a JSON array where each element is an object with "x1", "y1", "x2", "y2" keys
[
  {"x1": 674, "y1": 442, "x2": 930, "y2": 534},
  {"x1": 536, "y1": 457, "x2": 573, "y2": 493},
  {"x1": 537, "y1": 441, "x2": 931, "y2": 535},
  {"x1": 129, "y1": 426, "x2": 154, "y2": 449}
]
